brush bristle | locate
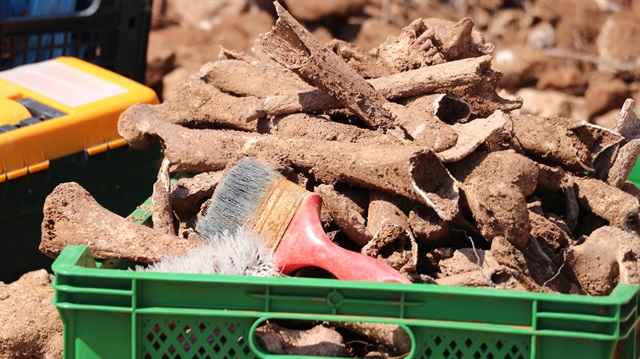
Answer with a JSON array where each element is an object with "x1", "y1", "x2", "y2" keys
[
  {"x1": 196, "y1": 158, "x2": 283, "y2": 241},
  {"x1": 137, "y1": 226, "x2": 281, "y2": 277}
]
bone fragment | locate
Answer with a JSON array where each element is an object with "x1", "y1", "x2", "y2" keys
[
  {"x1": 152, "y1": 158, "x2": 176, "y2": 235},
  {"x1": 408, "y1": 205, "x2": 450, "y2": 247},
  {"x1": 566, "y1": 226, "x2": 635, "y2": 295},
  {"x1": 367, "y1": 191, "x2": 410, "y2": 236},
  {"x1": 40, "y1": 182, "x2": 198, "y2": 263},
  {"x1": 509, "y1": 113, "x2": 622, "y2": 172},
  {"x1": 612, "y1": 98, "x2": 640, "y2": 138},
  {"x1": 452, "y1": 150, "x2": 539, "y2": 249},
  {"x1": 315, "y1": 184, "x2": 372, "y2": 246},
  {"x1": 605, "y1": 139, "x2": 640, "y2": 188},
  {"x1": 363, "y1": 191, "x2": 417, "y2": 273},
  {"x1": 255, "y1": 323, "x2": 348, "y2": 357},
  {"x1": 571, "y1": 175, "x2": 640, "y2": 234},
  {"x1": 171, "y1": 171, "x2": 223, "y2": 221},
  {"x1": 402, "y1": 93, "x2": 471, "y2": 124},
  {"x1": 262, "y1": 113, "x2": 405, "y2": 144},
  {"x1": 330, "y1": 322, "x2": 412, "y2": 356},
  {"x1": 593, "y1": 100, "x2": 640, "y2": 188},
  {"x1": 199, "y1": 59, "x2": 314, "y2": 97},
  {"x1": 161, "y1": 77, "x2": 265, "y2": 130},
  {"x1": 249, "y1": 56, "x2": 495, "y2": 117},
  {"x1": 437, "y1": 110, "x2": 507, "y2": 162}
]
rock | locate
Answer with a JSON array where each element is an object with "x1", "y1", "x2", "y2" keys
[
  {"x1": 596, "y1": 12, "x2": 640, "y2": 72},
  {"x1": 527, "y1": 21, "x2": 555, "y2": 49},
  {"x1": 515, "y1": 88, "x2": 588, "y2": 121},
  {"x1": 585, "y1": 73, "x2": 631, "y2": 117},
  {"x1": 165, "y1": 0, "x2": 251, "y2": 30},
  {"x1": 282, "y1": 0, "x2": 367, "y2": 22}
]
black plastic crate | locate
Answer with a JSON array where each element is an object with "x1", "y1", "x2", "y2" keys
[{"x1": 0, "y1": 0, "x2": 152, "y2": 83}]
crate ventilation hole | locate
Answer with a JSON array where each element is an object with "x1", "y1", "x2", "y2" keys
[
  {"x1": 420, "y1": 334, "x2": 528, "y2": 359},
  {"x1": 143, "y1": 319, "x2": 252, "y2": 359}
]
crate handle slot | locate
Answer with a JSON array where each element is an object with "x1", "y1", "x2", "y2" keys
[{"x1": 248, "y1": 316, "x2": 415, "y2": 358}]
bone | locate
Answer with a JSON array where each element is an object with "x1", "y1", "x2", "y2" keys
[
  {"x1": 451, "y1": 150, "x2": 539, "y2": 249},
  {"x1": 508, "y1": 113, "x2": 622, "y2": 172},
  {"x1": 408, "y1": 205, "x2": 451, "y2": 247},
  {"x1": 367, "y1": 190, "x2": 410, "y2": 236},
  {"x1": 205, "y1": 55, "x2": 497, "y2": 101},
  {"x1": 315, "y1": 184, "x2": 372, "y2": 246},
  {"x1": 605, "y1": 139, "x2": 640, "y2": 188},
  {"x1": 258, "y1": 2, "x2": 393, "y2": 129},
  {"x1": 152, "y1": 158, "x2": 176, "y2": 235},
  {"x1": 593, "y1": 100, "x2": 640, "y2": 187},
  {"x1": 40, "y1": 182, "x2": 199, "y2": 263},
  {"x1": 160, "y1": 77, "x2": 265, "y2": 130},
  {"x1": 261, "y1": 113, "x2": 405, "y2": 144},
  {"x1": 329, "y1": 322, "x2": 411, "y2": 357},
  {"x1": 170, "y1": 171, "x2": 223, "y2": 222},
  {"x1": 566, "y1": 226, "x2": 625, "y2": 295},
  {"x1": 437, "y1": 110, "x2": 507, "y2": 162},
  {"x1": 362, "y1": 225, "x2": 418, "y2": 274},
  {"x1": 490, "y1": 236, "x2": 551, "y2": 292},
  {"x1": 255, "y1": 323, "x2": 348, "y2": 357},
  {"x1": 402, "y1": 93, "x2": 471, "y2": 124},
  {"x1": 119, "y1": 105, "x2": 461, "y2": 221},
  {"x1": 612, "y1": 98, "x2": 640, "y2": 138},
  {"x1": 571, "y1": 175, "x2": 640, "y2": 234},
  {"x1": 363, "y1": 191, "x2": 418, "y2": 273}
]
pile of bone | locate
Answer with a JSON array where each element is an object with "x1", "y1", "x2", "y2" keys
[{"x1": 41, "y1": 3, "x2": 640, "y2": 297}]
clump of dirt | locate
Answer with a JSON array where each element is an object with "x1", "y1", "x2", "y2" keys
[{"x1": 0, "y1": 270, "x2": 62, "y2": 359}]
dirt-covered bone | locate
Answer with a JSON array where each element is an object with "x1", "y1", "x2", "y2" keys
[
  {"x1": 255, "y1": 323, "x2": 349, "y2": 357},
  {"x1": 564, "y1": 226, "x2": 640, "y2": 295},
  {"x1": 363, "y1": 191, "x2": 418, "y2": 273},
  {"x1": 329, "y1": 322, "x2": 412, "y2": 357},
  {"x1": 450, "y1": 150, "x2": 539, "y2": 249},
  {"x1": 571, "y1": 175, "x2": 640, "y2": 234},
  {"x1": 315, "y1": 184, "x2": 372, "y2": 246},
  {"x1": 594, "y1": 99, "x2": 640, "y2": 188},
  {"x1": 508, "y1": 113, "x2": 622, "y2": 172},
  {"x1": 202, "y1": 56, "x2": 494, "y2": 108},
  {"x1": 170, "y1": 171, "x2": 223, "y2": 222},
  {"x1": 262, "y1": 113, "x2": 406, "y2": 144},
  {"x1": 437, "y1": 110, "x2": 507, "y2": 162},
  {"x1": 152, "y1": 158, "x2": 176, "y2": 235},
  {"x1": 40, "y1": 182, "x2": 199, "y2": 263},
  {"x1": 403, "y1": 93, "x2": 471, "y2": 123}
]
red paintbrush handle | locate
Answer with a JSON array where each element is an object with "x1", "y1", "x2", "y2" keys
[{"x1": 273, "y1": 193, "x2": 410, "y2": 284}]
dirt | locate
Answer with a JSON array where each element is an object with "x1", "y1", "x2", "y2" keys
[
  {"x1": 7, "y1": 0, "x2": 640, "y2": 358},
  {"x1": 0, "y1": 270, "x2": 62, "y2": 359}
]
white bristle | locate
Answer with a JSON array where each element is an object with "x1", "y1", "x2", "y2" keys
[{"x1": 138, "y1": 226, "x2": 281, "y2": 277}]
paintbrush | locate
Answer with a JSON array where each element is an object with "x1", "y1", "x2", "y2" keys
[{"x1": 196, "y1": 158, "x2": 410, "y2": 283}]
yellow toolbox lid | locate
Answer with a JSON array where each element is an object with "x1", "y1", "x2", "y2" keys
[
  {"x1": 0, "y1": 97, "x2": 32, "y2": 126},
  {"x1": 0, "y1": 57, "x2": 159, "y2": 182}
]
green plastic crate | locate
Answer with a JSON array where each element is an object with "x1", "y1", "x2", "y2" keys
[{"x1": 52, "y1": 243, "x2": 639, "y2": 359}]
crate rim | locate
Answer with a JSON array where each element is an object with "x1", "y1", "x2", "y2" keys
[{"x1": 53, "y1": 244, "x2": 640, "y2": 306}]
